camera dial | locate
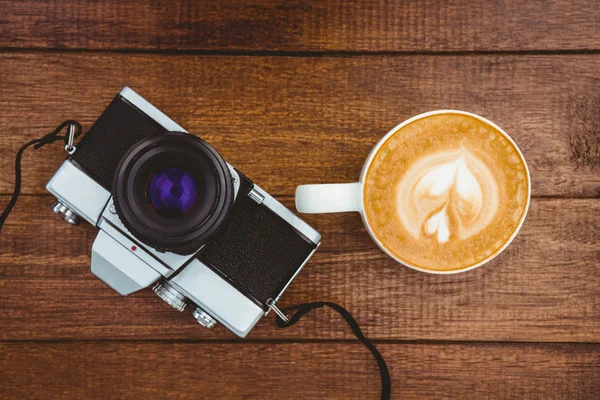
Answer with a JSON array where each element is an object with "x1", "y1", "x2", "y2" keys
[
  {"x1": 52, "y1": 200, "x2": 81, "y2": 226},
  {"x1": 193, "y1": 307, "x2": 218, "y2": 328},
  {"x1": 153, "y1": 281, "x2": 188, "y2": 311}
]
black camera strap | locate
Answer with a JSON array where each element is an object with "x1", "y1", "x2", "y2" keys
[
  {"x1": 0, "y1": 120, "x2": 82, "y2": 233},
  {"x1": 273, "y1": 302, "x2": 392, "y2": 400}
]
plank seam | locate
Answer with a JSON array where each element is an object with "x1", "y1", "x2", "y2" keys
[
  {"x1": 1, "y1": 47, "x2": 600, "y2": 58},
  {"x1": 1, "y1": 339, "x2": 598, "y2": 345},
  {"x1": 1, "y1": 194, "x2": 598, "y2": 199}
]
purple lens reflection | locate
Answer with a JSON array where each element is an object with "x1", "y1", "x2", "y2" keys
[{"x1": 146, "y1": 168, "x2": 199, "y2": 217}]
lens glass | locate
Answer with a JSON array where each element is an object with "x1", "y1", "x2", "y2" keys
[{"x1": 146, "y1": 167, "x2": 199, "y2": 217}]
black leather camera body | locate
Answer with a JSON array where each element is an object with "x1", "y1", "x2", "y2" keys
[{"x1": 46, "y1": 87, "x2": 321, "y2": 337}]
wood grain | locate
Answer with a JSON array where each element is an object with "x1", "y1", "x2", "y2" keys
[
  {"x1": 0, "y1": 53, "x2": 599, "y2": 197},
  {"x1": 0, "y1": 341, "x2": 598, "y2": 399},
  {"x1": 1, "y1": 2, "x2": 599, "y2": 399},
  {"x1": 1, "y1": 196, "x2": 598, "y2": 342},
  {"x1": 0, "y1": 0, "x2": 599, "y2": 52}
]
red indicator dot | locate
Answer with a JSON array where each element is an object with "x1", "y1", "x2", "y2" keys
[{"x1": 131, "y1": 246, "x2": 137, "y2": 251}]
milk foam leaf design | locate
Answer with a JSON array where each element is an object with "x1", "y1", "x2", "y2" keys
[
  {"x1": 414, "y1": 158, "x2": 460, "y2": 197},
  {"x1": 454, "y1": 157, "x2": 483, "y2": 225},
  {"x1": 424, "y1": 205, "x2": 451, "y2": 243},
  {"x1": 396, "y1": 148, "x2": 499, "y2": 244}
]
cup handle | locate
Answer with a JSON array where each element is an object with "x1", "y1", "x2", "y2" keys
[{"x1": 295, "y1": 183, "x2": 362, "y2": 213}]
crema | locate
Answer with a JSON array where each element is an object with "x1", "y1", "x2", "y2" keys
[{"x1": 364, "y1": 113, "x2": 529, "y2": 272}]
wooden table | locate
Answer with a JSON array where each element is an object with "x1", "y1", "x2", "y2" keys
[{"x1": 0, "y1": 1, "x2": 598, "y2": 398}]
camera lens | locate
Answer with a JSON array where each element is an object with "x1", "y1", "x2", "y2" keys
[
  {"x1": 146, "y1": 167, "x2": 199, "y2": 217},
  {"x1": 113, "y1": 132, "x2": 234, "y2": 254}
]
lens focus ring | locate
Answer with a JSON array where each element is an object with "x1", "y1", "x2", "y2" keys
[{"x1": 112, "y1": 132, "x2": 234, "y2": 255}]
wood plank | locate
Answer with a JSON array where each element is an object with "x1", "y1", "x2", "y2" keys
[
  {"x1": 0, "y1": 0, "x2": 598, "y2": 52},
  {"x1": 1, "y1": 196, "x2": 598, "y2": 342},
  {"x1": 0, "y1": 341, "x2": 598, "y2": 399},
  {"x1": 0, "y1": 53, "x2": 599, "y2": 197}
]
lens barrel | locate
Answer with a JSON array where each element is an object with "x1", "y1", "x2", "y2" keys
[{"x1": 113, "y1": 131, "x2": 234, "y2": 254}]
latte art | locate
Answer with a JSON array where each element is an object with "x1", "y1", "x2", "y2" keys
[
  {"x1": 363, "y1": 113, "x2": 529, "y2": 272},
  {"x1": 397, "y1": 149, "x2": 499, "y2": 244}
]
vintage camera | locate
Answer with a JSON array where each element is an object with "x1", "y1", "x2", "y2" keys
[{"x1": 46, "y1": 87, "x2": 321, "y2": 337}]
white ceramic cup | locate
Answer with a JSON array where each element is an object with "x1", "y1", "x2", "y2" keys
[{"x1": 295, "y1": 110, "x2": 531, "y2": 274}]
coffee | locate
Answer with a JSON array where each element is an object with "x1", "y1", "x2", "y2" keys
[{"x1": 363, "y1": 113, "x2": 529, "y2": 272}]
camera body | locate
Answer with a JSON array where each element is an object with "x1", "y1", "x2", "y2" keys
[{"x1": 46, "y1": 87, "x2": 321, "y2": 337}]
